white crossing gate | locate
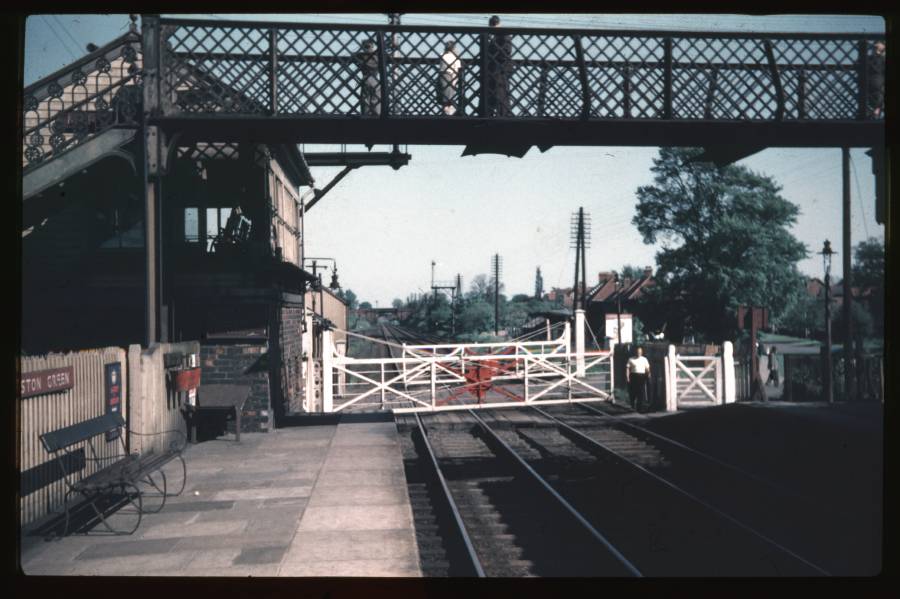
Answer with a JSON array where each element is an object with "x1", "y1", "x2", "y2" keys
[
  {"x1": 665, "y1": 342, "x2": 736, "y2": 411},
  {"x1": 307, "y1": 310, "x2": 616, "y2": 414}
]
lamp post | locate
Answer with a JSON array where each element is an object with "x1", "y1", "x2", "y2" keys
[{"x1": 820, "y1": 240, "x2": 836, "y2": 403}]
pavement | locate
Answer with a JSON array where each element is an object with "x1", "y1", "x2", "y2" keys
[{"x1": 19, "y1": 417, "x2": 422, "y2": 577}]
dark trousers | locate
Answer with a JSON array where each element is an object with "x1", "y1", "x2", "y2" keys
[{"x1": 628, "y1": 373, "x2": 649, "y2": 412}]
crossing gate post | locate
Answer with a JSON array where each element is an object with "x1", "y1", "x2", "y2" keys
[
  {"x1": 336, "y1": 340, "x2": 347, "y2": 396},
  {"x1": 666, "y1": 344, "x2": 677, "y2": 412},
  {"x1": 575, "y1": 309, "x2": 586, "y2": 377},
  {"x1": 322, "y1": 329, "x2": 334, "y2": 413},
  {"x1": 723, "y1": 341, "x2": 736, "y2": 404}
]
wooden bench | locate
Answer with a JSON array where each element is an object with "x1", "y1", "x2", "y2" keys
[
  {"x1": 39, "y1": 412, "x2": 187, "y2": 536},
  {"x1": 188, "y1": 384, "x2": 252, "y2": 443}
]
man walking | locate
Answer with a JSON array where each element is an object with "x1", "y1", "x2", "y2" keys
[
  {"x1": 483, "y1": 15, "x2": 512, "y2": 117},
  {"x1": 626, "y1": 346, "x2": 651, "y2": 413}
]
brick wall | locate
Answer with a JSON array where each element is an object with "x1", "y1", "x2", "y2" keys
[{"x1": 200, "y1": 340, "x2": 271, "y2": 433}]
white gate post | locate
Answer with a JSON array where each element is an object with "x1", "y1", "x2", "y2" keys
[
  {"x1": 545, "y1": 318, "x2": 551, "y2": 340},
  {"x1": 608, "y1": 351, "x2": 615, "y2": 400},
  {"x1": 524, "y1": 354, "x2": 530, "y2": 402},
  {"x1": 575, "y1": 309, "x2": 586, "y2": 377},
  {"x1": 666, "y1": 344, "x2": 677, "y2": 412},
  {"x1": 322, "y1": 329, "x2": 334, "y2": 413},
  {"x1": 336, "y1": 340, "x2": 347, "y2": 397},
  {"x1": 723, "y1": 341, "x2": 736, "y2": 404}
]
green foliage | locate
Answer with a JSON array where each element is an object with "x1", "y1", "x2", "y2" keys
[
  {"x1": 359, "y1": 301, "x2": 372, "y2": 310},
  {"x1": 776, "y1": 285, "x2": 825, "y2": 338},
  {"x1": 618, "y1": 264, "x2": 644, "y2": 280},
  {"x1": 633, "y1": 147, "x2": 808, "y2": 342},
  {"x1": 853, "y1": 237, "x2": 884, "y2": 289},
  {"x1": 337, "y1": 288, "x2": 358, "y2": 310},
  {"x1": 832, "y1": 301, "x2": 875, "y2": 342},
  {"x1": 459, "y1": 298, "x2": 494, "y2": 335}
]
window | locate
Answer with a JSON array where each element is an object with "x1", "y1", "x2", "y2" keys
[
  {"x1": 206, "y1": 207, "x2": 230, "y2": 252},
  {"x1": 184, "y1": 207, "x2": 199, "y2": 243}
]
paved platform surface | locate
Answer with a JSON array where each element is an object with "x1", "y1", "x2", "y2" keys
[{"x1": 20, "y1": 417, "x2": 422, "y2": 577}]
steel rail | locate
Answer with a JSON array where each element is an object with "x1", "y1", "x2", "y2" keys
[
  {"x1": 576, "y1": 401, "x2": 844, "y2": 515},
  {"x1": 530, "y1": 404, "x2": 831, "y2": 576},
  {"x1": 465, "y1": 409, "x2": 642, "y2": 577},
  {"x1": 411, "y1": 413, "x2": 486, "y2": 577}
]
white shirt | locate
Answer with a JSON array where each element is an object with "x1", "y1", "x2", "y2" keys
[
  {"x1": 440, "y1": 51, "x2": 461, "y2": 85},
  {"x1": 627, "y1": 356, "x2": 650, "y2": 375}
]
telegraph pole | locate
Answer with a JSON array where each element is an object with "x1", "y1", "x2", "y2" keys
[
  {"x1": 570, "y1": 208, "x2": 591, "y2": 311},
  {"x1": 842, "y1": 148, "x2": 854, "y2": 401}
]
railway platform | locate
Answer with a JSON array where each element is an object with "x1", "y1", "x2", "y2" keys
[{"x1": 20, "y1": 414, "x2": 421, "y2": 577}]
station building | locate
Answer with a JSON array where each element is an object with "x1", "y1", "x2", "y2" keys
[{"x1": 21, "y1": 29, "x2": 347, "y2": 431}]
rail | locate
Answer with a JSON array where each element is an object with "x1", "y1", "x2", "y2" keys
[
  {"x1": 411, "y1": 413, "x2": 485, "y2": 577},
  {"x1": 467, "y1": 408, "x2": 642, "y2": 576},
  {"x1": 530, "y1": 404, "x2": 830, "y2": 575}
]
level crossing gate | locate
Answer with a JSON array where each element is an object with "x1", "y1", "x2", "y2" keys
[
  {"x1": 311, "y1": 310, "x2": 616, "y2": 413},
  {"x1": 664, "y1": 342, "x2": 737, "y2": 411}
]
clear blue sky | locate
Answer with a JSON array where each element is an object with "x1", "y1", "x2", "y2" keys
[{"x1": 24, "y1": 14, "x2": 885, "y2": 306}]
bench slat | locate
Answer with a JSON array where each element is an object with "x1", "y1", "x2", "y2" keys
[{"x1": 40, "y1": 413, "x2": 126, "y2": 452}]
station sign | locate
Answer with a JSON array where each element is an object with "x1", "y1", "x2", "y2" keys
[
  {"x1": 20, "y1": 366, "x2": 74, "y2": 398},
  {"x1": 605, "y1": 313, "x2": 633, "y2": 344},
  {"x1": 105, "y1": 362, "x2": 122, "y2": 441}
]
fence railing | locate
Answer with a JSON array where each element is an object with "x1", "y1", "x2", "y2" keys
[
  {"x1": 18, "y1": 340, "x2": 197, "y2": 529},
  {"x1": 18, "y1": 346, "x2": 127, "y2": 528},
  {"x1": 153, "y1": 16, "x2": 884, "y2": 122},
  {"x1": 22, "y1": 31, "x2": 143, "y2": 173}
]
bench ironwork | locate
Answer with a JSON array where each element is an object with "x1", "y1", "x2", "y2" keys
[{"x1": 39, "y1": 412, "x2": 187, "y2": 536}]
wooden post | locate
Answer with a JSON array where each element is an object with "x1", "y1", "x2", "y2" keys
[{"x1": 842, "y1": 147, "x2": 854, "y2": 401}]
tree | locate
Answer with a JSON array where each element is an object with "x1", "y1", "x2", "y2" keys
[
  {"x1": 467, "y1": 274, "x2": 494, "y2": 300},
  {"x1": 618, "y1": 264, "x2": 644, "y2": 280},
  {"x1": 337, "y1": 288, "x2": 358, "y2": 310},
  {"x1": 852, "y1": 237, "x2": 884, "y2": 289},
  {"x1": 459, "y1": 299, "x2": 494, "y2": 334},
  {"x1": 851, "y1": 237, "x2": 884, "y2": 337},
  {"x1": 777, "y1": 284, "x2": 825, "y2": 338},
  {"x1": 359, "y1": 301, "x2": 372, "y2": 310},
  {"x1": 391, "y1": 298, "x2": 404, "y2": 309},
  {"x1": 633, "y1": 147, "x2": 808, "y2": 342}
]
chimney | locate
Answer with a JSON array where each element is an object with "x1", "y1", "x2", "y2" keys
[{"x1": 597, "y1": 271, "x2": 614, "y2": 284}]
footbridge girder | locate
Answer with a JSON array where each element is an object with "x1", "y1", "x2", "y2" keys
[{"x1": 143, "y1": 16, "x2": 884, "y2": 148}]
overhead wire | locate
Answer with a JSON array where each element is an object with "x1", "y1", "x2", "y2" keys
[
  {"x1": 41, "y1": 15, "x2": 79, "y2": 60},
  {"x1": 52, "y1": 15, "x2": 84, "y2": 54}
]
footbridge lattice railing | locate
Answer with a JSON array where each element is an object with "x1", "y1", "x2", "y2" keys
[{"x1": 151, "y1": 17, "x2": 885, "y2": 123}]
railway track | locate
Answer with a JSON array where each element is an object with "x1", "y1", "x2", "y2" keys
[
  {"x1": 536, "y1": 401, "x2": 867, "y2": 575},
  {"x1": 396, "y1": 409, "x2": 639, "y2": 577},
  {"x1": 397, "y1": 402, "x2": 844, "y2": 576}
]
